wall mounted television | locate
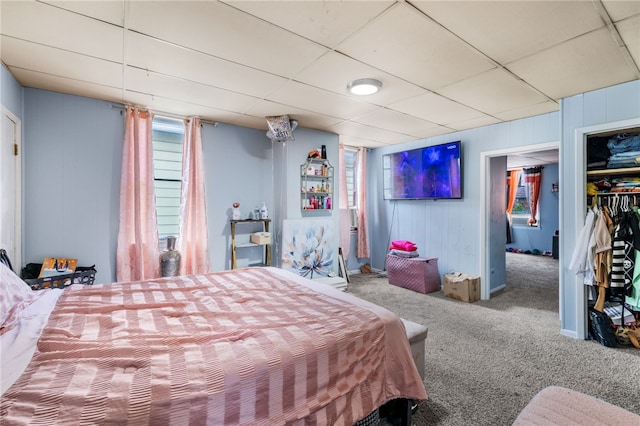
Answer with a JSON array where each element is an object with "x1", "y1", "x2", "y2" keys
[{"x1": 383, "y1": 141, "x2": 463, "y2": 200}]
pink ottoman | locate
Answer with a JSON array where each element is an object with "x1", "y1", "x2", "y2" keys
[{"x1": 386, "y1": 254, "x2": 440, "y2": 294}]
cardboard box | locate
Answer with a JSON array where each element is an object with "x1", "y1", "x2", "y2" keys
[
  {"x1": 443, "y1": 273, "x2": 480, "y2": 302},
  {"x1": 250, "y1": 232, "x2": 272, "y2": 245}
]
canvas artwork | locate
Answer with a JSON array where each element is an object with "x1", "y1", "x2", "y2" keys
[
  {"x1": 39, "y1": 257, "x2": 78, "y2": 278},
  {"x1": 281, "y1": 219, "x2": 334, "y2": 278}
]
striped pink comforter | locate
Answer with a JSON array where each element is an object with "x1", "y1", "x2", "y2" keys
[{"x1": 1, "y1": 268, "x2": 426, "y2": 425}]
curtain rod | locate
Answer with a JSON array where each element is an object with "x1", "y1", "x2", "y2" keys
[{"x1": 110, "y1": 103, "x2": 219, "y2": 127}]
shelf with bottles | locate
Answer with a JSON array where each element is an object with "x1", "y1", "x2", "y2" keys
[{"x1": 301, "y1": 157, "x2": 334, "y2": 210}]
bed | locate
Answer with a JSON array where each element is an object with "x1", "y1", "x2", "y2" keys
[{"x1": 1, "y1": 263, "x2": 426, "y2": 425}]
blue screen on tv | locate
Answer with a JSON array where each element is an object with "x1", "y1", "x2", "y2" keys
[{"x1": 383, "y1": 141, "x2": 462, "y2": 200}]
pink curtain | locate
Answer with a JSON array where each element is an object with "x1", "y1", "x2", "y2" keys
[
  {"x1": 338, "y1": 143, "x2": 351, "y2": 260},
  {"x1": 178, "y1": 117, "x2": 211, "y2": 275},
  {"x1": 356, "y1": 147, "x2": 370, "y2": 258},
  {"x1": 116, "y1": 107, "x2": 159, "y2": 281},
  {"x1": 523, "y1": 166, "x2": 543, "y2": 225},
  {"x1": 506, "y1": 169, "x2": 522, "y2": 217}
]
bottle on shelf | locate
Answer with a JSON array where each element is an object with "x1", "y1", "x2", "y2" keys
[{"x1": 260, "y1": 202, "x2": 269, "y2": 219}]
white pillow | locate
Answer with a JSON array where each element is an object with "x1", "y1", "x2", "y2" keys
[{"x1": 0, "y1": 262, "x2": 38, "y2": 333}]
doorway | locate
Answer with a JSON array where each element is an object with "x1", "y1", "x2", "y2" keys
[
  {"x1": 480, "y1": 142, "x2": 559, "y2": 301},
  {"x1": 1, "y1": 107, "x2": 21, "y2": 269}
]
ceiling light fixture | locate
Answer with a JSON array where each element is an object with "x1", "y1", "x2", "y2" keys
[{"x1": 348, "y1": 78, "x2": 382, "y2": 96}]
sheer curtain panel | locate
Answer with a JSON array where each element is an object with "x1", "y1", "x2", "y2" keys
[
  {"x1": 116, "y1": 107, "x2": 160, "y2": 281},
  {"x1": 356, "y1": 147, "x2": 370, "y2": 258},
  {"x1": 338, "y1": 143, "x2": 352, "y2": 260},
  {"x1": 178, "y1": 117, "x2": 211, "y2": 275}
]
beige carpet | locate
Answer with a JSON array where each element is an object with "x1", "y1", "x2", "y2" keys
[{"x1": 346, "y1": 252, "x2": 640, "y2": 425}]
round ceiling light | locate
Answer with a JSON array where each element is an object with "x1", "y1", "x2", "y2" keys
[{"x1": 348, "y1": 78, "x2": 382, "y2": 96}]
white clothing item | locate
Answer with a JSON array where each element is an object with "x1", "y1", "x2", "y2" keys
[{"x1": 568, "y1": 208, "x2": 596, "y2": 277}]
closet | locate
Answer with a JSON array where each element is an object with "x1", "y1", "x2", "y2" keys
[{"x1": 583, "y1": 126, "x2": 640, "y2": 346}]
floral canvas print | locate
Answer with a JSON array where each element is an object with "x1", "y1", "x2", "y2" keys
[{"x1": 281, "y1": 219, "x2": 334, "y2": 278}]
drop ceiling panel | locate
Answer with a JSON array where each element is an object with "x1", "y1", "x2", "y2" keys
[
  {"x1": 1, "y1": 37, "x2": 123, "y2": 88},
  {"x1": 340, "y1": 135, "x2": 389, "y2": 148},
  {"x1": 41, "y1": 0, "x2": 125, "y2": 26},
  {"x1": 352, "y1": 108, "x2": 440, "y2": 137},
  {"x1": 1, "y1": 1, "x2": 123, "y2": 62},
  {"x1": 602, "y1": 0, "x2": 640, "y2": 21},
  {"x1": 126, "y1": 1, "x2": 327, "y2": 78},
  {"x1": 493, "y1": 101, "x2": 559, "y2": 122},
  {"x1": 221, "y1": 0, "x2": 394, "y2": 49},
  {"x1": 242, "y1": 99, "x2": 343, "y2": 130},
  {"x1": 293, "y1": 51, "x2": 425, "y2": 105},
  {"x1": 125, "y1": 91, "x2": 244, "y2": 123},
  {"x1": 329, "y1": 121, "x2": 416, "y2": 145},
  {"x1": 125, "y1": 32, "x2": 289, "y2": 99},
  {"x1": 10, "y1": 67, "x2": 124, "y2": 104},
  {"x1": 388, "y1": 91, "x2": 486, "y2": 125},
  {"x1": 412, "y1": 1, "x2": 605, "y2": 63},
  {"x1": 508, "y1": 28, "x2": 639, "y2": 99},
  {"x1": 124, "y1": 67, "x2": 258, "y2": 114},
  {"x1": 617, "y1": 15, "x2": 640, "y2": 67},
  {"x1": 265, "y1": 81, "x2": 379, "y2": 120},
  {"x1": 446, "y1": 115, "x2": 501, "y2": 132},
  {"x1": 336, "y1": 3, "x2": 496, "y2": 90},
  {"x1": 438, "y1": 68, "x2": 549, "y2": 116}
]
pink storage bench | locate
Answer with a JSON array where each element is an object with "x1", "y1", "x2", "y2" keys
[{"x1": 386, "y1": 254, "x2": 440, "y2": 294}]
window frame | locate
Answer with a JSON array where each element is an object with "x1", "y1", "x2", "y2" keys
[{"x1": 151, "y1": 116, "x2": 185, "y2": 241}]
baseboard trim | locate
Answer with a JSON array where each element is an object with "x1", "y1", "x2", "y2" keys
[
  {"x1": 560, "y1": 328, "x2": 579, "y2": 340},
  {"x1": 490, "y1": 284, "x2": 506, "y2": 294}
]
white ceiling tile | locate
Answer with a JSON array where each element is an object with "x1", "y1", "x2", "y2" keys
[
  {"x1": 493, "y1": 101, "x2": 559, "y2": 122},
  {"x1": 265, "y1": 81, "x2": 379, "y2": 120},
  {"x1": 126, "y1": 1, "x2": 327, "y2": 78},
  {"x1": 329, "y1": 121, "x2": 416, "y2": 145},
  {"x1": 339, "y1": 135, "x2": 389, "y2": 148},
  {"x1": 336, "y1": 3, "x2": 495, "y2": 90},
  {"x1": 1, "y1": 0, "x2": 123, "y2": 62},
  {"x1": 9, "y1": 67, "x2": 125, "y2": 104},
  {"x1": 221, "y1": 0, "x2": 394, "y2": 49},
  {"x1": 446, "y1": 115, "x2": 501, "y2": 132},
  {"x1": 242, "y1": 99, "x2": 343, "y2": 130},
  {"x1": 125, "y1": 91, "x2": 245, "y2": 123},
  {"x1": 294, "y1": 51, "x2": 425, "y2": 105},
  {"x1": 125, "y1": 32, "x2": 289, "y2": 99},
  {"x1": 602, "y1": 0, "x2": 640, "y2": 21},
  {"x1": 352, "y1": 108, "x2": 440, "y2": 136},
  {"x1": 508, "y1": 27, "x2": 639, "y2": 99},
  {"x1": 616, "y1": 15, "x2": 640, "y2": 68},
  {"x1": 1, "y1": 36, "x2": 123, "y2": 88},
  {"x1": 412, "y1": 0, "x2": 604, "y2": 63},
  {"x1": 438, "y1": 68, "x2": 550, "y2": 115},
  {"x1": 41, "y1": 0, "x2": 125, "y2": 26},
  {"x1": 389, "y1": 91, "x2": 485, "y2": 126},
  {"x1": 124, "y1": 67, "x2": 258, "y2": 114}
]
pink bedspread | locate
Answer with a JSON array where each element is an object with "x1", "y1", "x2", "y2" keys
[{"x1": 1, "y1": 268, "x2": 426, "y2": 425}]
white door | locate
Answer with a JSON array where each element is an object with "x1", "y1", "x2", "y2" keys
[{"x1": 1, "y1": 108, "x2": 21, "y2": 270}]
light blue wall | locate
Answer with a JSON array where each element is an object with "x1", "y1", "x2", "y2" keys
[
  {"x1": 560, "y1": 79, "x2": 640, "y2": 338},
  {"x1": 23, "y1": 89, "x2": 123, "y2": 284},
  {"x1": 368, "y1": 112, "x2": 560, "y2": 280},
  {"x1": 1, "y1": 63, "x2": 22, "y2": 119},
  {"x1": 507, "y1": 162, "x2": 559, "y2": 253},
  {"x1": 20, "y1": 88, "x2": 338, "y2": 282}
]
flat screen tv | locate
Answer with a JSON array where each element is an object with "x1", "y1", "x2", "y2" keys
[{"x1": 383, "y1": 141, "x2": 462, "y2": 200}]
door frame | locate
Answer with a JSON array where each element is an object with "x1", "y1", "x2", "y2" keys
[
  {"x1": 480, "y1": 141, "x2": 559, "y2": 301},
  {"x1": 1, "y1": 106, "x2": 22, "y2": 270}
]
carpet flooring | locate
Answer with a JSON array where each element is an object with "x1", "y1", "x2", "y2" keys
[{"x1": 346, "y1": 252, "x2": 640, "y2": 425}]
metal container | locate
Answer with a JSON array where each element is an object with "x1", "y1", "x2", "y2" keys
[{"x1": 160, "y1": 236, "x2": 181, "y2": 277}]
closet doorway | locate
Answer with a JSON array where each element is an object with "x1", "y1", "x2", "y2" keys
[{"x1": 480, "y1": 142, "x2": 559, "y2": 303}]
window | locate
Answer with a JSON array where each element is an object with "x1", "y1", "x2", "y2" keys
[
  {"x1": 344, "y1": 148, "x2": 358, "y2": 229},
  {"x1": 509, "y1": 171, "x2": 538, "y2": 227},
  {"x1": 152, "y1": 116, "x2": 184, "y2": 240}
]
